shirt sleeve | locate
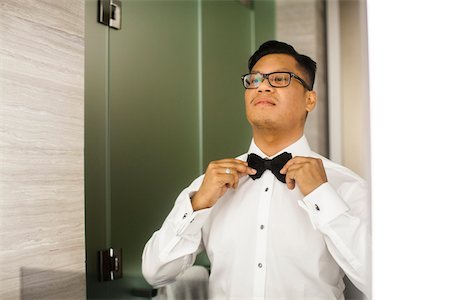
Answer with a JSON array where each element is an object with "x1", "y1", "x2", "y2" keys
[
  {"x1": 300, "y1": 180, "x2": 371, "y2": 298},
  {"x1": 141, "y1": 175, "x2": 212, "y2": 288}
]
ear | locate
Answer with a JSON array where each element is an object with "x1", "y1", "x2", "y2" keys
[{"x1": 305, "y1": 90, "x2": 317, "y2": 112}]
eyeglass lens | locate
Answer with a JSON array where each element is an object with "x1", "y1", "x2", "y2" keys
[{"x1": 244, "y1": 73, "x2": 291, "y2": 88}]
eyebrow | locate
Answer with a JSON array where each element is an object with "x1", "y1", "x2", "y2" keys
[{"x1": 252, "y1": 68, "x2": 294, "y2": 73}]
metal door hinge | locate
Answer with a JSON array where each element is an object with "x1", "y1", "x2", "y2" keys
[
  {"x1": 98, "y1": 0, "x2": 122, "y2": 30},
  {"x1": 98, "y1": 247, "x2": 123, "y2": 281}
]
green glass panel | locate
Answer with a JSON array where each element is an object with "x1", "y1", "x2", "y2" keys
[
  {"x1": 108, "y1": 0, "x2": 199, "y2": 297},
  {"x1": 201, "y1": 0, "x2": 253, "y2": 165},
  {"x1": 84, "y1": 0, "x2": 109, "y2": 298}
]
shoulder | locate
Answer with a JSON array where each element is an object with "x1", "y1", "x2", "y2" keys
[{"x1": 311, "y1": 152, "x2": 368, "y2": 191}]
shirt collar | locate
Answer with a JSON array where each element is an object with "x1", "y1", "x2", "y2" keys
[{"x1": 247, "y1": 135, "x2": 312, "y2": 159}]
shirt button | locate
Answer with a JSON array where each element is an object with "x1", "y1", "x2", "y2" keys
[
  {"x1": 315, "y1": 204, "x2": 320, "y2": 211},
  {"x1": 258, "y1": 263, "x2": 263, "y2": 268},
  {"x1": 182, "y1": 213, "x2": 187, "y2": 219},
  {"x1": 260, "y1": 225, "x2": 264, "y2": 230},
  {"x1": 265, "y1": 187, "x2": 269, "y2": 192}
]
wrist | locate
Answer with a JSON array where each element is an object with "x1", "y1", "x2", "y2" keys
[{"x1": 191, "y1": 192, "x2": 211, "y2": 211}]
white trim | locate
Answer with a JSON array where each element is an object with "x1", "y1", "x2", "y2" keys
[{"x1": 326, "y1": 0, "x2": 342, "y2": 163}]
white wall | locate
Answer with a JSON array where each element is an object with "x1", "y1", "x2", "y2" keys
[
  {"x1": 368, "y1": 0, "x2": 450, "y2": 298},
  {"x1": 327, "y1": 0, "x2": 371, "y2": 182},
  {"x1": 0, "y1": 0, "x2": 85, "y2": 298},
  {"x1": 339, "y1": 0, "x2": 371, "y2": 182}
]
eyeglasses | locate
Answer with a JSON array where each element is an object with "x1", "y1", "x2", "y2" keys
[{"x1": 241, "y1": 71, "x2": 312, "y2": 91}]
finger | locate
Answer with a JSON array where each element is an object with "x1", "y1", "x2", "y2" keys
[
  {"x1": 285, "y1": 173, "x2": 296, "y2": 190},
  {"x1": 222, "y1": 168, "x2": 238, "y2": 189},
  {"x1": 284, "y1": 167, "x2": 303, "y2": 190},
  {"x1": 283, "y1": 157, "x2": 326, "y2": 180},
  {"x1": 284, "y1": 164, "x2": 303, "y2": 174},
  {"x1": 232, "y1": 171, "x2": 240, "y2": 189},
  {"x1": 280, "y1": 160, "x2": 308, "y2": 174},
  {"x1": 240, "y1": 166, "x2": 257, "y2": 177},
  {"x1": 280, "y1": 156, "x2": 314, "y2": 174},
  {"x1": 279, "y1": 157, "x2": 299, "y2": 174},
  {"x1": 236, "y1": 163, "x2": 256, "y2": 175},
  {"x1": 216, "y1": 173, "x2": 236, "y2": 189},
  {"x1": 229, "y1": 172, "x2": 241, "y2": 189},
  {"x1": 207, "y1": 159, "x2": 246, "y2": 173},
  {"x1": 215, "y1": 163, "x2": 256, "y2": 176},
  {"x1": 223, "y1": 168, "x2": 247, "y2": 189}
]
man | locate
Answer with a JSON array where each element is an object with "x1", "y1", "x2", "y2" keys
[{"x1": 142, "y1": 40, "x2": 370, "y2": 299}]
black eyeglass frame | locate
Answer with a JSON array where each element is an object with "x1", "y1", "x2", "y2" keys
[{"x1": 241, "y1": 71, "x2": 312, "y2": 91}]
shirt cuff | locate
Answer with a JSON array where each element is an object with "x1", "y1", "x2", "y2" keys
[
  {"x1": 300, "y1": 182, "x2": 349, "y2": 228},
  {"x1": 173, "y1": 191, "x2": 212, "y2": 236}
]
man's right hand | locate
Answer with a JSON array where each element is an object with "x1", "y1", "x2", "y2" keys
[{"x1": 191, "y1": 158, "x2": 257, "y2": 211}]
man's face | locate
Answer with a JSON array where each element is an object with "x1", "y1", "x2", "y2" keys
[{"x1": 244, "y1": 54, "x2": 316, "y2": 134}]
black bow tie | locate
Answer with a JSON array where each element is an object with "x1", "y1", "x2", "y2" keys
[{"x1": 247, "y1": 152, "x2": 292, "y2": 183}]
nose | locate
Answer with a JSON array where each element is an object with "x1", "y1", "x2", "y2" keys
[{"x1": 257, "y1": 77, "x2": 274, "y2": 93}]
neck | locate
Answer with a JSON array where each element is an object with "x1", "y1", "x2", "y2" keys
[{"x1": 252, "y1": 129, "x2": 303, "y2": 157}]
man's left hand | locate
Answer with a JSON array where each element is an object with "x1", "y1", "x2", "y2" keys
[{"x1": 280, "y1": 156, "x2": 328, "y2": 196}]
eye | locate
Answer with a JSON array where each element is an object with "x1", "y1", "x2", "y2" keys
[
  {"x1": 274, "y1": 76, "x2": 284, "y2": 82},
  {"x1": 248, "y1": 74, "x2": 263, "y2": 86},
  {"x1": 252, "y1": 76, "x2": 262, "y2": 84},
  {"x1": 270, "y1": 73, "x2": 289, "y2": 85}
]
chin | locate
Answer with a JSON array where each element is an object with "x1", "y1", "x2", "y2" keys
[{"x1": 250, "y1": 118, "x2": 278, "y2": 130}]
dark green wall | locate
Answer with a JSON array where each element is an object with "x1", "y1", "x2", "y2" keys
[
  {"x1": 254, "y1": 0, "x2": 276, "y2": 47},
  {"x1": 85, "y1": 0, "x2": 274, "y2": 298}
]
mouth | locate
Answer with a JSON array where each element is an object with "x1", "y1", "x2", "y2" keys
[{"x1": 253, "y1": 97, "x2": 276, "y2": 106}]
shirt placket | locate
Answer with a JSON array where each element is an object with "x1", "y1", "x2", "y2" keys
[{"x1": 253, "y1": 172, "x2": 275, "y2": 298}]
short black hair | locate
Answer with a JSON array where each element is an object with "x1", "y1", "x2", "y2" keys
[{"x1": 248, "y1": 40, "x2": 317, "y2": 90}]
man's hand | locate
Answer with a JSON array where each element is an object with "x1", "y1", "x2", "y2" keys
[
  {"x1": 280, "y1": 156, "x2": 328, "y2": 196},
  {"x1": 191, "y1": 159, "x2": 257, "y2": 211}
]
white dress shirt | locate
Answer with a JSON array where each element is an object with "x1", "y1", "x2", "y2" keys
[{"x1": 142, "y1": 136, "x2": 370, "y2": 300}]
